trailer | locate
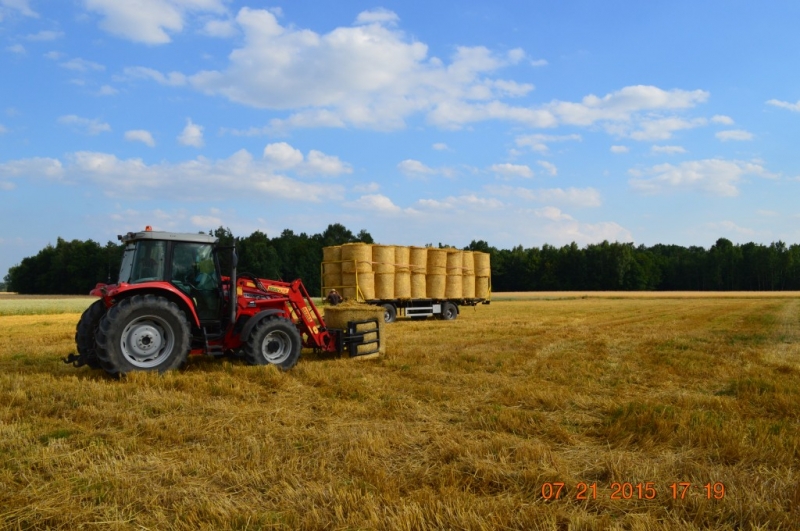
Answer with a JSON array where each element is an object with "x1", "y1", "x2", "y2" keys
[{"x1": 321, "y1": 243, "x2": 491, "y2": 323}]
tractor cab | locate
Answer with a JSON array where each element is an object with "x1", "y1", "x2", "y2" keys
[{"x1": 117, "y1": 227, "x2": 224, "y2": 322}]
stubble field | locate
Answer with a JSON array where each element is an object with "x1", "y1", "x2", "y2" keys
[{"x1": 1, "y1": 293, "x2": 799, "y2": 530}]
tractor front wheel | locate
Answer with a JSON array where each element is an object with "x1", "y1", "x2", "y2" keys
[
  {"x1": 74, "y1": 299, "x2": 107, "y2": 369},
  {"x1": 96, "y1": 295, "x2": 190, "y2": 376},
  {"x1": 243, "y1": 317, "x2": 302, "y2": 370}
]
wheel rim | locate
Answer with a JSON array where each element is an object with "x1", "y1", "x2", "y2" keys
[
  {"x1": 384, "y1": 309, "x2": 392, "y2": 322},
  {"x1": 120, "y1": 315, "x2": 175, "y2": 368},
  {"x1": 261, "y1": 330, "x2": 294, "y2": 364}
]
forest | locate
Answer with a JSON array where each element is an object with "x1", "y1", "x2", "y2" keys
[{"x1": 5, "y1": 224, "x2": 800, "y2": 294}]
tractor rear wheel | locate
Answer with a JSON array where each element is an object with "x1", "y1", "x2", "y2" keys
[
  {"x1": 96, "y1": 294, "x2": 190, "y2": 376},
  {"x1": 74, "y1": 299, "x2": 107, "y2": 369},
  {"x1": 243, "y1": 317, "x2": 302, "y2": 370}
]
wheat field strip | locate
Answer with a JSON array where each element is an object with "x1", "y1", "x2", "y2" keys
[{"x1": 0, "y1": 295, "x2": 798, "y2": 529}]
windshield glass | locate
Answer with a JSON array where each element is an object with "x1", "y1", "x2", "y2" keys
[
  {"x1": 129, "y1": 240, "x2": 166, "y2": 283},
  {"x1": 118, "y1": 244, "x2": 135, "y2": 283}
]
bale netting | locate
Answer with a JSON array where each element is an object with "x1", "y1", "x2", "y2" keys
[
  {"x1": 341, "y1": 243, "x2": 373, "y2": 273},
  {"x1": 462, "y1": 251, "x2": 476, "y2": 298},
  {"x1": 444, "y1": 249, "x2": 463, "y2": 298},
  {"x1": 323, "y1": 303, "x2": 385, "y2": 359},
  {"x1": 410, "y1": 246, "x2": 428, "y2": 298},
  {"x1": 394, "y1": 246, "x2": 411, "y2": 298}
]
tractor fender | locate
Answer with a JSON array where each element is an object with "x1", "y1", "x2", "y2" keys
[
  {"x1": 108, "y1": 282, "x2": 202, "y2": 328},
  {"x1": 239, "y1": 309, "x2": 285, "y2": 342}
]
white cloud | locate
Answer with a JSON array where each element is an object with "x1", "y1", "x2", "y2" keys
[
  {"x1": 97, "y1": 84, "x2": 118, "y2": 96},
  {"x1": 58, "y1": 115, "x2": 111, "y2": 135},
  {"x1": 262, "y1": 142, "x2": 351, "y2": 176},
  {"x1": 6, "y1": 44, "x2": 26, "y2": 54},
  {"x1": 1, "y1": 0, "x2": 38, "y2": 18},
  {"x1": 44, "y1": 51, "x2": 65, "y2": 60},
  {"x1": 711, "y1": 115, "x2": 734, "y2": 125},
  {"x1": 25, "y1": 30, "x2": 64, "y2": 41},
  {"x1": 610, "y1": 145, "x2": 629, "y2": 154},
  {"x1": 122, "y1": 66, "x2": 187, "y2": 86},
  {"x1": 716, "y1": 129, "x2": 753, "y2": 141},
  {"x1": 398, "y1": 159, "x2": 436, "y2": 176},
  {"x1": 651, "y1": 145, "x2": 686, "y2": 154},
  {"x1": 432, "y1": 142, "x2": 449, "y2": 151},
  {"x1": 494, "y1": 186, "x2": 601, "y2": 207},
  {"x1": 201, "y1": 18, "x2": 237, "y2": 38},
  {"x1": 624, "y1": 117, "x2": 706, "y2": 141},
  {"x1": 537, "y1": 161, "x2": 558, "y2": 176},
  {"x1": 516, "y1": 133, "x2": 581, "y2": 153},
  {"x1": 84, "y1": 0, "x2": 227, "y2": 44},
  {"x1": 354, "y1": 8, "x2": 399, "y2": 26},
  {"x1": 0, "y1": 149, "x2": 342, "y2": 202},
  {"x1": 705, "y1": 220, "x2": 755, "y2": 236},
  {"x1": 178, "y1": 118, "x2": 204, "y2": 147},
  {"x1": 530, "y1": 58, "x2": 548, "y2": 67},
  {"x1": 349, "y1": 193, "x2": 404, "y2": 214},
  {"x1": 124, "y1": 129, "x2": 156, "y2": 147},
  {"x1": 629, "y1": 159, "x2": 771, "y2": 197},
  {"x1": 766, "y1": 99, "x2": 800, "y2": 112},
  {"x1": 0, "y1": 124, "x2": 7, "y2": 134},
  {"x1": 190, "y1": 214, "x2": 222, "y2": 227},
  {"x1": 60, "y1": 57, "x2": 105, "y2": 72},
  {"x1": 353, "y1": 182, "x2": 380, "y2": 193},
  {"x1": 490, "y1": 163, "x2": 533, "y2": 179}
]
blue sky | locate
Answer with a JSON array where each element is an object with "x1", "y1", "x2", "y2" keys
[{"x1": 2, "y1": 0, "x2": 800, "y2": 279}]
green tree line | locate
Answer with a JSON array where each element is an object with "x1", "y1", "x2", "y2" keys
[{"x1": 5, "y1": 229, "x2": 800, "y2": 294}]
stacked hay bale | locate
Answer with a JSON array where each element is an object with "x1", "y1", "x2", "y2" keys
[
  {"x1": 372, "y1": 244, "x2": 395, "y2": 299},
  {"x1": 323, "y1": 303, "x2": 384, "y2": 359},
  {"x1": 462, "y1": 250, "x2": 476, "y2": 298},
  {"x1": 394, "y1": 246, "x2": 411, "y2": 299},
  {"x1": 445, "y1": 249, "x2": 463, "y2": 298},
  {"x1": 474, "y1": 251, "x2": 491, "y2": 298},
  {"x1": 341, "y1": 243, "x2": 374, "y2": 300},
  {"x1": 322, "y1": 245, "x2": 342, "y2": 294},
  {"x1": 426, "y1": 248, "x2": 447, "y2": 299},
  {"x1": 409, "y1": 246, "x2": 427, "y2": 298}
]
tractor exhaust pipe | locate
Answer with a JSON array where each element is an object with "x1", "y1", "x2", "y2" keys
[{"x1": 230, "y1": 244, "x2": 238, "y2": 325}]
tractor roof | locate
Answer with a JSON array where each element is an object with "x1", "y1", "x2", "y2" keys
[{"x1": 119, "y1": 229, "x2": 218, "y2": 245}]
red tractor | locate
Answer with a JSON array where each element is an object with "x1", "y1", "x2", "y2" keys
[{"x1": 66, "y1": 227, "x2": 380, "y2": 376}]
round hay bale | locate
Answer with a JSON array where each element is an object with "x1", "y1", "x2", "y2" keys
[
  {"x1": 446, "y1": 249, "x2": 463, "y2": 274},
  {"x1": 341, "y1": 272, "x2": 357, "y2": 300},
  {"x1": 375, "y1": 272, "x2": 395, "y2": 299},
  {"x1": 475, "y1": 276, "x2": 490, "y2": 299},
  {"x1": 409, "y1": 246, "x2": 427, "y2": 274},
  {"x1": 394, "y1": 246, "x2": 411, "y2": 298},
  {"x1": 322, "y1": 245, "x2": 341, "y2": 264},
  {"x1": 462, "y1": 251, "x2": 475, "y2": 275},
  {"x1": 474, "y1": 251, "x2": 491, "y2": 277},
  {"x1": 426, "y1": 274, "x2": 446, "y2": 299},
  {"x1": 323, "y1": 304, "x2": 385, "y2": 359},
  {"x1": 445, "y1": 274, "x2": 463, "y2": 299},
  {"x1": 411, "y1": 273, "x2": 427, "y2": 298},
  {"x1": 462, "y1": 273, "x2": 476, "y2": 298},
  {"x1": 427, "y1": 248, "x2": 447, "y2": 275},
  {"x1": 372, "y1": 245, "x2": 395, "y2": 274},
  {"x1": 341, "y1": 243, "x2": 373, "y2": 273},
  {"x1": 323, "y1": 272, "x2": 341, "y2": 293},
  {"x1": 358, "y1": 272, "x2": 375, "y2": 300}
]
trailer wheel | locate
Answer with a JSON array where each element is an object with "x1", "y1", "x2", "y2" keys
[
  {"x1": 244, "y1": 317, "x2": 301, "y2": 370},
  {"x1": 439, "y1": 302, "x2": 458, "y2": 321},
  {"x1": 96, "y1": 295, "x2": 190, "y2": 376},
  {"x1": 73, "y1": 299, "x2": 107, "y2": 369},
  {"x1": 381, "y1": 303, "x2": 397, "y2": 323}
]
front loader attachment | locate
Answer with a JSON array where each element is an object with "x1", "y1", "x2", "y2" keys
[{"x1": 336, "y1": 318, "x2": 381, "y2": 357}]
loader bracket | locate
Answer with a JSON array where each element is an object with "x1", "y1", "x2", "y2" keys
[{"x1": 338, "y1": 318, "x2": 381, "y2": 357}]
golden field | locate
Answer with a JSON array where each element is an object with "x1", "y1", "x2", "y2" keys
[{"x1": 1, "y1": 294, "x2": 798, "y2": 530}]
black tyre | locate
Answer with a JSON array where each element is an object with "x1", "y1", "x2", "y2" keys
[
  {"x1": 439, "y1": 302, "x2": 458, "y2": 321},
  {"x1": 96, "y1": 294, "x2": 190, "y2": 376},
  {"x1": 74, "y1": 299, "x2": 107, "y2": 369},
  {"x1": 243, "y1": 317, "x2": 302, "y2": 370},
  {"x1": 382, "y1": 303, "x2": 397, "y2": 324}
]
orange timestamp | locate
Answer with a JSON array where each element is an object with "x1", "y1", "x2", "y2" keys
[{"x1": 540, "y1": 482, "x2": 726, "y2": 500}]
